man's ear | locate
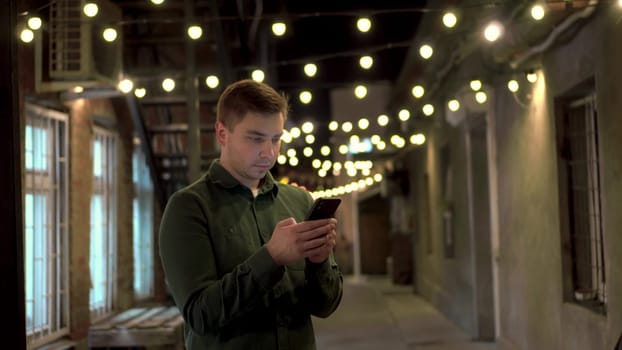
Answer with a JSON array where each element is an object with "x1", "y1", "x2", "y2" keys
[{"x1": 215, "y1": 121, "x2": 227, "y2": 146}]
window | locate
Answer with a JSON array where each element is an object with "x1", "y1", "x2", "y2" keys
[
  {"x1": 133, "y1": 146, "x2": 154, "y2": 299},
  {"x1": 23, "y1": 104, "x2": 69, "y2": 348},
  {"x1": 556, "y1": 91, "x2": 606, "y2": 314},
  {"x1": 90, "y1": 127, "x2": 117, "y2": 319}
]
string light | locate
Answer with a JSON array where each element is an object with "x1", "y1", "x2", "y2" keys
[
  {"x1": 187, "y1": 25, "x2": 203, "y2": 40},
  {"x1": 531, "y1": 4, "x2": 545, "y2": 21},
  {"x1": 27, "y1": 17, "x2": 42, "y2": 30},
  {"x1": 354, "y1": 85, "x2": 367, "y2": 99},
  {"x1": 359, "y1": 55, "x2": 373, "y2": 69},
  {"x1": 448, "y1": 99, "x2": 460, "y2": 111},
  {"x1": 162, "y1": 78, "x2": 175, "y2": 92},
  {"x1": 419, "y1": 44, "x2": 434, "y2": 59},
  {"x1": 526, "y1": 71, "x2": 538, "y2": 83},
  {"x1": 470, "y1": 80, "x2": 482, "y2": 91},
  {"x1": 83, "y1": 3, "x2": 99, "y2": 17},
  {"x1": 410, "y1": 133, "x2": 426, "y2": 145},
  {"x1": 102, "y1": 27, "x2": 118, "y2": 42},
  {"x1": 251, "y1": 69, "x2": 265, "y2": 82},
  {"x1": 118, "y1": 79, "x2": 134, "y2": 94},
  {"x1": 281, "y1": 130, "x2": 292, "y2": 143},
  {"x1": 442, "y1": 12, "x2": 458, "y2": 28},
  {"x1": 475, "y1": 91, "x2": 488, "y2": 104},
  {"x1": 508, "y1": 79, "x2": 519, "y2": 92},
  {"x1": 301, "y1": 121, "x2": 314, "y2": 134},
  {"x1": 290, "y1": 127, "x2": 301, "y2": 138},
  {"x1": 20, "y1": 29, "x2": 34, "y2": 43},
  {"x1": 341, "y1": 121, "x2": 353, "y2": 133},
  {"x1": 411, "y1": 85, "x2": 425, "y2": 98},
  {"x1": 205, "y1": 75, "x2": 219, "y2": 88},
  {"x1": 150, "y1": 0, "x2": 165, "y2": 4},
  {"x1": 16, "y1": 2, "x2": 565, "y2": 184},
  {"x1": 398, "y1": 109, "x2": 411, "y2": 121},
  {"x1": 356, "y1": 17, "x2": 372, "y2": 33},
  {"x1": 134, "y1": 88, "x2": 147, "y2": 98},
  {"x1": 320, "y1": 146, "x2": 331, "y2": 156},
  {"x1": 299, "y1": 90, "x2": 312, "y2": 104},
  {"x1": 304, "y1": 63, "x2": 317, "y2": 77},
  {"x1": 377, "y1": 114, "x2": 389, "y2": 126},
  {"x1": 484, "y1": 21, "x2": 503, "y2": 42},
  {"x1": 272, "y1": 22, "x2": 287, "y2": 36},
  {"x1": 303, "y1": 147, "x2": 313, "y2": 157},
  {"x1": 422, "y1": 104, "x2": 435, "y2": 116},
  {"x1": 358, "y1": 118, "x2": 370, "y2": 130}
]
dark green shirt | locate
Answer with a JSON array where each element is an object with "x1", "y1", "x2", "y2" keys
[{"x1": 159, "y1": 161, "x2": 343, "y2": 349}]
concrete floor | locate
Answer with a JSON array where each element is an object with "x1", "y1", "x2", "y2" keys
[{"x1": 313, "y1": 275, "x2": 499, "y2": 350}]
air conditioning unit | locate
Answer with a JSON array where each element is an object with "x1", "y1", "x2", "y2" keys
[{"x1": 36, "y1": 0, "x2": 122, "y2": 92}]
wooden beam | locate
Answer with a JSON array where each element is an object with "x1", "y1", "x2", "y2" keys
[{"x1": 150, "y1": 123, "x2": 215, "y2": 133}]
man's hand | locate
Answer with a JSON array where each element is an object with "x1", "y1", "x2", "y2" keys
[{"x1": 266, "y1": 217, "x2": 337, "y2": 265}]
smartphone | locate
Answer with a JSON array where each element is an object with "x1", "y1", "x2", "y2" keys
[{"x1": 305, "y1": 198, "x2": 342, "y2": 220}]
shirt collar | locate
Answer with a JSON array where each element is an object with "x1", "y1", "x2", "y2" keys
[{"x1": 206, "y1": 159, "x2": 279, "y2": 197}]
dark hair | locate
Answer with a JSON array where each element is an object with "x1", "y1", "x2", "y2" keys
[{"x1": 216, "y1": 79, "x2": 288, "y2": 130}]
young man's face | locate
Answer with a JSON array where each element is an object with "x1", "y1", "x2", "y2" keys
[{"x1": 216, "y1": 111, "x2": 283, "y2": 189}]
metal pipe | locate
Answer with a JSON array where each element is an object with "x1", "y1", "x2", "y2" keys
[{"x1": 510, "y1": 0, "x2": 599, "y2": 69}]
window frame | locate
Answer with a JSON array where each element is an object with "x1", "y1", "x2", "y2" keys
[
  {"x1": 89, "y1": 126, "x2": 118, "y2": 320},
  {"x1": 556, "y1": 91, "x2": 607, "y2": 315},
  {"x1": 23, "y1": 103, "x2": 70, "y2": 349},
  {"x1": 132, "y1": 145, "x2": 155, "y2": 300}
]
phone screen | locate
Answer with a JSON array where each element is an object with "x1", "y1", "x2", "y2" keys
[{"x1": 305, "y1": 198, "x2": 342, "y2": 220}]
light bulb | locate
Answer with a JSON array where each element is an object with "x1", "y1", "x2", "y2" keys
[
  {"x1": 299, "y1": 91, "x2": 312, "y2": 104},
  {"x1": 412, "y1": 85, "x2": 425, "y2": 98},
  {"x1": 470, "y1": 80, "x2": 482, "y2": 91},
  {"x1": 448, "y1": 99, "x2": 460, "y2": 112},
  {"x1": 419, "y1": 44, "x2": 434, "y2": 59},
  {"x1": 354, "y1": 85, "x2": 367, "y2": 99},
  {"x1": 359, "y1": 56, "x2": 373, "y2": 69},
  {"x1": 442, "y1": 12, "x2": 457, "y2": 28},
  {"x1": 205, "y1": 75, "x2": 219, "y2": 88},
  {"x1": 27, "y1": 17, "x2": 42, "y2": 30},
  {"x1": 357, "y1": 17, "x2": 371, "y2": 33},
  {"x1": 484, "y1": 21, "x2": 503, "y2": 42},
  {"x1": 251, "y1": 69, "x2": 265, "y2": 82},
  {"x1": 102, "y1": 28, "x2": 118, "y2": 42},
  {"x1": 272, "y1": 22, "x2": 286, "y2": 36},
  {"x1": 187, "y1": 25, "x2": 202, "y2": 40},
  {"x1": 531, "y1": 5, "x2": 545, "y2": 21},
  {"x1": 508, "y1": 80, "x2": 519, "y2": 92},
  {"x1": 304, "y1": 63, "x2": 317, "y2": 77}
]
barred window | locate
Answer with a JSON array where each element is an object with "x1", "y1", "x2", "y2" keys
[
  {"x1": 90, "y1": 127, "x2": 118, "y2": 319},
  {"x1": 23, "y1": 104, "x2": 70, "y2": 348},
  {"x1": 557, "y1": 92, "x2": 606, "y2": 314},
  {"x1": 133, "y1": 145, "x2": 154, "y2": 300}
]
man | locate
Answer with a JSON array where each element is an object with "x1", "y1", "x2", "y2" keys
[{"x1": 159, "y1": 79, "x2": 343, "y2": 349}]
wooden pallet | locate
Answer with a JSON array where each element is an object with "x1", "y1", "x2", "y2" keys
[{"x1": 88, "y1": 306, "x2": 184, "y2": 349}]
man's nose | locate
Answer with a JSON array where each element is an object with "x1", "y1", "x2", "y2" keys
[{"x1": 260, "y1": 141, "x2": 276, "y2": 158}]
